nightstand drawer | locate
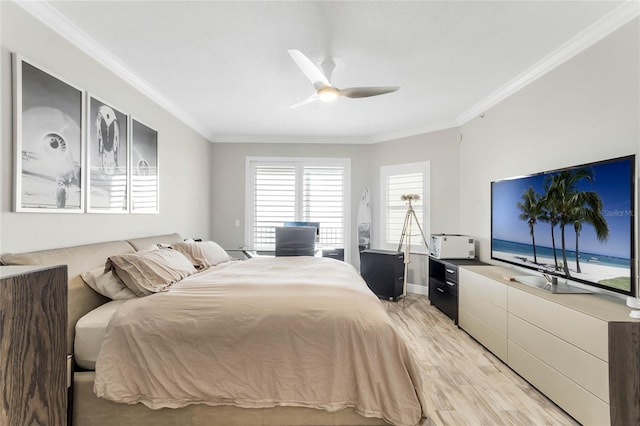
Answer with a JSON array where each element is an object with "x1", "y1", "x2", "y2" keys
[
  {"x1": 443, "y1": 264, "x2": 458, "y2": 283},
  {"x1": 429, "y1": 279, "x2": 457, "y2": 321}
]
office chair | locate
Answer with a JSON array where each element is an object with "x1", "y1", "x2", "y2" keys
[{"x1": 275, "y1": 226, "x2": 316, "y2": 257}]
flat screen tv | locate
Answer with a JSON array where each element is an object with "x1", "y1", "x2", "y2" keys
[{"x1": 491, "y1": 155, "x2": 636, "y2": 296}]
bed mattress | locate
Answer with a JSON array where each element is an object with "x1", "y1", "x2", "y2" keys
[{"x1": 74, "y1": 299, "x2": 126, "y2": 370}]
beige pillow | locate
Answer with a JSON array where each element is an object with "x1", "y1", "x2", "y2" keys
[
  {"x1": 80, "y1": 267, "x2": 137, "y2": 300},
  {"x1": 170, "y1": 240, "x2": 231, "y2": 269},
  {"x1": 107, "y1": 249, "x2": 197, "y2": 297}
]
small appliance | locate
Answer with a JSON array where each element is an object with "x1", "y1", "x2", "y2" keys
[{"x1": 430, "y1": 234, "x2": 475, "y2": 259}]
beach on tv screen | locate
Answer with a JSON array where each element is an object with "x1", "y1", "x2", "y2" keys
[{"x1": 491, "y1": 156, "x2": 634, "y2": 294}]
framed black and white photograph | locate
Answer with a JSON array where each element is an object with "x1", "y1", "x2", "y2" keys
[
  {"x1": 13, "y1": 54, "x2": 84, "y2": 212},
  {"x1": 130, "y1": 118, "x2": 159, "y2": 213},
  {"x1": 87, "y1": 95, "x2": 129, "y2": 213}
]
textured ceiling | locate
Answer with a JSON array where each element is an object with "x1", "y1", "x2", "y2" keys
[{"x1": 22, "y1": 1, "x2": 634, "y2": 143}]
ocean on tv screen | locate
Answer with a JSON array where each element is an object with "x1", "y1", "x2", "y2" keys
[
  {"x1": 492, "y1": 239, "x2": 631, "y2": 292},
  {"x1": 491, "y1": 155, "x2": 634, "y2": 295}
]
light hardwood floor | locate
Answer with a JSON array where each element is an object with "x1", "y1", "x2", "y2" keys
[{"x1": 383, "y1": 294, "x2": 580, "y2": 426}]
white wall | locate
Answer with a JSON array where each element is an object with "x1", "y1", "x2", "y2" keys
[
  {"x1": 209, "y1": 142, "x2": 371, "y2": 266},
  {"x1": 459, "y1": 18, "x2": 639, "y2": 285},
  {"x1": 0, "y1": 2, "x2": 213, "y2": 253},
  {"x1": 370, "y1": 128, "x2": 461, "y2": 240}
]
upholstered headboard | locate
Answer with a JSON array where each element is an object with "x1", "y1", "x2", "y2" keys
[{"x1": 0, "y1": 233, "x2": 183, "y2": 354}]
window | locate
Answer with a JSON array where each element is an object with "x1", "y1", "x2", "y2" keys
[
  {"x1": 246, "y1": 157, "x2": 350, "y2": 254},
  {"x1": 379, "y1": 161, "x2": 430, "y2": 252}
]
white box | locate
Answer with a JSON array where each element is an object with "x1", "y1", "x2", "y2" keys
[{"x1": 430, "y1": 234, "x2": 475, "y2": 259}]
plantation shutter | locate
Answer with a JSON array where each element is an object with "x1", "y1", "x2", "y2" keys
[
  {"x1": 248, "y1": 158, "x2": 349, "y2": 250},
  {"x1": 386, "y1": 172, "x2": 424, "y2": 246},
  {"x1": 379, "y1": 161, "x2": 430, "y2": 252},
  {"x1": 303, "y1": 166, "x2": 344, "y2": 247},
  {"x1": 253, "y1": 165, "x2": 296, "y2": 247}
]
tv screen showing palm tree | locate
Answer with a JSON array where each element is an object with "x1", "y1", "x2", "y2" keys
[{"x1": 491, "y1": 155, "x2": 635, "y2": 296}]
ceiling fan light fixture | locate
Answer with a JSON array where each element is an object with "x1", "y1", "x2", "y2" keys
[
  {"x1": 317, "y1": 87, "x2": 339, "y2": 102},
  {"x1": 288, "y1": 49, "x2": 398, "y2": 108}
]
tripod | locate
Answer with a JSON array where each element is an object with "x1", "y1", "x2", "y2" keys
[{"x1": 397, "y1": 195, "x2": 429, "y2": 303}]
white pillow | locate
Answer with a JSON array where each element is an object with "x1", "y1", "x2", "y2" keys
[
  {"x1": 170, "y1": 240, "x2": 232, "y2": 269},
  {"x1": 80, "y1": 267, "x2": 137, "y2": 300},
  {"x1": 106, "y1": 249, "x2": 197, "y2": 297}
]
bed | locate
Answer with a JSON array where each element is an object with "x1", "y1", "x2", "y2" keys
[{"x1": 1, "y1": 234, "x2": 426, "y2": 426}]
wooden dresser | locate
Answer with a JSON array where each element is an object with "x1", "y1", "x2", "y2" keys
[{"x1": 0, "y1": 265, "x2": 68, "y2": 426}]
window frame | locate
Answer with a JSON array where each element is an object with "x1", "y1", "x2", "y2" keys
[
  {"x1": 245, "y1": 156, "x2": 351, "y2": 259},
  {"x1": 379, "y1": 161, "x2": 430, "y2": 253}
]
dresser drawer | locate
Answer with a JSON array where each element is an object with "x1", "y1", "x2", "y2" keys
[
  {"x1": 459, "y1": 309, "x2": 508, "y2": 362},
  {"x1": 509, "y1": 340, "x2": 610, "y2": 426},
  {"x1": 508, "y1": 313, "x2": 609, "y2": 403},
  {"x1": 460, "y1": 287, "x2": 507, "y2": 336},
  {"x1": 459, "y1": 268, "x2": 507, "y2": 309},
  {"x1": 508, "y1": 287, "x2": 608, "y2": 361}
]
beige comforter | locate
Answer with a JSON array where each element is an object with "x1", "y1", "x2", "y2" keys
[{"x1": 94, "y1": 257, "x2": 426, "y2": 426}]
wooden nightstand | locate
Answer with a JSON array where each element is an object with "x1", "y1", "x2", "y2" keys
[
  {"x1": 0, "y1": 265, "x2": 67, "y2": 426},
  {"x1": 67, "y1": 354, "x2": 74, "y2": 426}
]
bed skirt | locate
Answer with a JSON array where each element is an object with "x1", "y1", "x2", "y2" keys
[{"x1": 73, "y1": 372, "x2": 389, "y2": 426}]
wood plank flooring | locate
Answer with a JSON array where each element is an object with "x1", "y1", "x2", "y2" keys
[{"x1": 383, "y1": 294, "x2": 580, "y2": 426}]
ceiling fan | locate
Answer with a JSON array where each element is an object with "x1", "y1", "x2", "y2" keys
[{"x1": 288, "y1": 49, "x2": 399, "y2": 108}]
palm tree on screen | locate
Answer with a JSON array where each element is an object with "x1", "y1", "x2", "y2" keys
[
  {"x1": 517, "y1": 187, "x2": 543, "y2": 264},
  {"x1": 539, "y1": 179, "x2": 561, "y2": 270},
  {"x1": 569, "y1": 191, "x2": 609, "y2": 273},
  {"x1": 545, "y1": 167, "x2": 597, "y2": 277}
]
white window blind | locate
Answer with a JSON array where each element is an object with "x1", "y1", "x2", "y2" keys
[
  {"x1": 303, "y1": 166, "x2": 344, "y2": 246},
  {"x1": 246, "y1": 158, "x2": 350, "y2": 251},
  {"x1": 253, "y1": 165, "x2": 296, "y2": 247},
  {"x1": 380, "y1": 162, "x2": 430, "y2": 251}
]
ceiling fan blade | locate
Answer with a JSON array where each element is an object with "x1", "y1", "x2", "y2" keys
[
  {"x1": 288, "y1": 49, "x2": 331, "y2": 90},
  {"x1": 339, "y1": 86, "x2": 399, "y2": 99},
  {"x1": 288, "y1": 93, "x2": 319, "y2": 109}
]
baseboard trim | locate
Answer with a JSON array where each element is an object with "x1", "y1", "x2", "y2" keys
[{"x1": 407, "y1": 283, "x2": 429, "y2": 296}]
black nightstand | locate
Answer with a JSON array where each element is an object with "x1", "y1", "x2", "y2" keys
[
  {"x1": 428, "y1": 257, "x2": 486, "y2": 323},
  {"x1": 360, "y1": 250, "x2": 404, "y2": 300}
]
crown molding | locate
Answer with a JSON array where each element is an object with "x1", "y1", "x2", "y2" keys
[
  {"x1": 208, "y1": 133, "x2": 376, "y2": 145},
  {"x1": 15, "y1": 0, "x2": 213, "y2": 141},
  {"x1": 369, "y1": 121, "x2": 459, "y2": 144},
  {"x1": 208, "y1": 119, "x2": 459, "y2": 145},
  {"x1": 456, "y1": 0, "x2": 640, "y2": 126}
]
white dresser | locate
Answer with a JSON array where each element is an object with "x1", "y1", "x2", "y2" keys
[{"x1": 459, "y1": 265, "x2": 640, "y2": 426}]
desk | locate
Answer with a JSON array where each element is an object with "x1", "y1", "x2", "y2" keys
[{"x1": 234, "y1": 248, "x2": 344, "y2": 261}]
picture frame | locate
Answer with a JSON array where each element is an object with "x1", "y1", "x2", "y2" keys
[
  {"x1": 87, "y1": 95, "x2": 129, "y2": 213},
  {"x1": 12, "y1": 54, "x2": 85, "y2": 212},
  {"x1": 130, "y1": 118, "x2": 159, "y2": 214}
]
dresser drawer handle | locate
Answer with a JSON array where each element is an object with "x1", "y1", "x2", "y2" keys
[
  {"x1": 436, "y1": 288, "x2": 445, "y2": 293},
  {"x1": 446, "y1": 281, "x2": 456, "y2": 286},
  {"x1": 446, "y1": 269, "x2": 456, "y2": 274}
]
